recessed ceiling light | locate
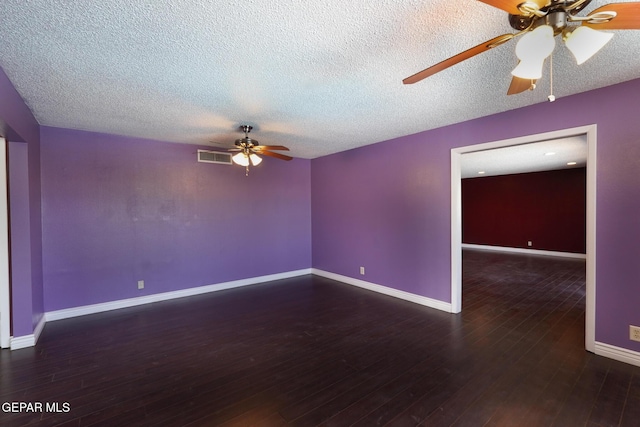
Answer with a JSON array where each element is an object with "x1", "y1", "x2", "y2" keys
[
  {"x1": 567, "y1": 161, "x2": 577, "y2": 166},
  {"x1": 545, "y1": 152, "x2": 556, "y2": 156},
  {"x1": 478, "y1": 171, "x2": 486, "y2": 175}
]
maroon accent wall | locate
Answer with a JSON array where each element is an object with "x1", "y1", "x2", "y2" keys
[{"x1": 462, "y1": 168, "x2": 586, "y2": 253}]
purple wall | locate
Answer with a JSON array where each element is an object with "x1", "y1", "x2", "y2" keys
[
  {"x1": 40, "y1": 127, "x2": 311, "y2": 311},
  {"x1": 0, "y1": 66, "x2": 43, "y2": 338},
  {"x1": 3, "y1": 60, "x2": 640, "y2": 356},
  {"x1": 312, "y1": 142, "x2": 452, "y2": 301},
  {"x1": 312, "y1": 78, "x2": 640, "y2": 353},
  {"x1": 8, "y1": 142, "x2": 32, "y2": 336},
  {"x1": 462, "y1": 168, "x2": 586, "y2": 253}
]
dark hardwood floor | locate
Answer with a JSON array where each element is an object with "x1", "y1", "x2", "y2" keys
[{"x1": 1, "y1": 250, "x2": 639, "y2": 426}]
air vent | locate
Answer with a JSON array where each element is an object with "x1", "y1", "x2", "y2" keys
[{"x1": 197, "y1": 149, "x2": 232, "y2": 165}]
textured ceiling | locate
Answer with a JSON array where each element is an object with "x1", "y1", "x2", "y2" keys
[{"x1": 0, "y1": 0, "x2": 639, "y2": 159}]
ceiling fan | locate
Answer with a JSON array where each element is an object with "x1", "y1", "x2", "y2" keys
[
  {"x1": 222, "y1": 125, "x2": 292, "y2": 175},
  {"x1": 403, "y1": 0, "x2": 640, "y2": 96}
]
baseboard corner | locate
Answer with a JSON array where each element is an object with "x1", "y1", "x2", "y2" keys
[
  {"x1": 594, "y1": 341, "x2": 640, "y2": 368},
  {"x1": 10, "y1": 334, "x2": 35, "y2": 350},
  {"x1": 311, "y1": 268, "x2": 453, "y2": 313}
]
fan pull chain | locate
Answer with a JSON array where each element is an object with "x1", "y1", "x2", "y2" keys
[
  {"x1": 245, "y1": 165, "x2": 249, "y2": 176},
  {"x1": 548, "y1": 53, "x2": 556, "y2": 102}
]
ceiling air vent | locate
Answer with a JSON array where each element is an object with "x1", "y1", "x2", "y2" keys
[{"x1": 197, "y1": 149, "x2": 232, "y2": 165}]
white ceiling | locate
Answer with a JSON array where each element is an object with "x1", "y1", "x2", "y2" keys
[
  {"x1": 460, "y1": 135, "x2": 587, "y2": 178},
  {"x1": 0, "y1": 0, "x2": 638, "y2": 159}
]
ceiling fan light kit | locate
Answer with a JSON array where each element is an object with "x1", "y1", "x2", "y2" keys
[
  {"x1": 403, "y1": 0, "x2": 639, "y2": 97},
  {"x1": 564, "y1": 25, "x2": 614, "y2": 64},
  {"x1": 231, "y1": 152, "x2": 250, "y2": 167},
  {"x1": 220, "y1": 125, "x2": 292, "y2": 176},
  {"x1": 511, "y1": 25, "x2": 556, "y2": 79},
  {"x1": 249, "y1": 153, "x2": 263, "y2": 166}
]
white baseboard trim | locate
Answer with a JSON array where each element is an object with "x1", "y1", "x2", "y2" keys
[
  {"x1": 9, "y1": 269, "x2": 640, "y2": 370},
  {"x1": 45, "y1": 269, "x2": 312, "y2": 323},
  {"x1": 595, "y1": 342, "x2": 640, "y2": 368},
  {"x1": 11, "y1": 270, "x2": 310, "y2": 350},
  {"x1": 462, "y1": 243, "x2": 587, "y2": 260},
  {"x1": 10, "y1": 334, "x2": 34, "y2": 350},
  {"x1": 10, "y1": 314, "x2": 46, "y2": 350},
  {"x1": 311, "y1": 269, "x2": 452, "y2": 313}
]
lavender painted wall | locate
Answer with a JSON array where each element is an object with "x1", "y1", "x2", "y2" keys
[
  {"x1": 3, "y1": 58, "x2": 640, "y2": 357},
  {"x1": 0, "y1": 66, "x2": 43, "y2": 338},
  {"x1": 8, "y1": 142, "x2": 33, "y2": 337},
  {"x1": 30, "y1": 132, "x2": 44, "y2": 333},
  {"x1": 40, "y1": 126, "x2": 311, "y2": 311},
  {"x1": 312, "y1": 140, "x2": 452, "y2": 301},
  {"x1": 312, "y1": 78, "x2": 640, "y2": 353}
]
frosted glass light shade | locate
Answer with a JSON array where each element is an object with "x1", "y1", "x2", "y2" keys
[
  {"x1": 511, "y1": 25, "x2": 556, "y2": 79},
  {"x1": 516, "y1": 25, "x2": 555, "y2": 60},
  {"x1": 511, "y1": 59, "x2": 546, "y2": 79},
  {"x1": 232, "y1": 152, "x2": 250, "y2": 166},
  {"x1": 565, "y1": 26, "x2": 613, "y2": 65},
  {"x1": 249, "y1": 153, "x2": 262, "y2": 166}
]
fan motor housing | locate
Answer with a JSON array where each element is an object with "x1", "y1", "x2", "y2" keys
[
  {"x1": 508, "y1": 0, "x2": 593, "y2": 31},
  {"x1": 509, "y1": 13, "x2": 534, "y2": 30},
  {"x1": 546, "y1": 10, "x2": 569, "y2": 33}
]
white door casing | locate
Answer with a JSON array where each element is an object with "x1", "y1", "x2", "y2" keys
[
  {"x1": 451, "y1": 125, "x2": 596, "y2": 353},
  {"x1": 0, "y1": 137, "x2": 11, "y2": 349}
]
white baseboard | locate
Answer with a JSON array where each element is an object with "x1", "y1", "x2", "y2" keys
[
  {"x1": 9, "y1": 269, "x2": 640, "y2": 370},
  {"x1": 10, "y1": 268, "x2": 311, "y2": 350},
  {"x1": 10, "y1": 314, "x2": 46, "y2": 350},
  {"x1": 10, "y1": 334, "x2": 35, "y2": 350},
  {"x1": 46, "y1": 269, "x2": 312, "y2": 323},
  {"x1": 7, "y1": 270, "x2": 311, "y2": 349},
  {"x1": 595, "y1": 342, "x2": 640, "y2": 368},
  {"x1": 462, "y1": 243, "x2": 587, "y2": 260},
  {"x1": 312, "y1": 269, "x2": 453, "y2": 313}
]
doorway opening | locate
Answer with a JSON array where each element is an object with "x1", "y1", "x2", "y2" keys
[{"x1": 451, "y1": 125, "x2": 596, "y2": 352}]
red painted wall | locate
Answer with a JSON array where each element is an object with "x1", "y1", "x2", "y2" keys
[{"x1": 462, "y1": 168, "x2": 586, "y2": 253}]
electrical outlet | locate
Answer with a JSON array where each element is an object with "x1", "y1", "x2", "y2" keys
[
  {"x1": 527, "y1": 241, "x2": 533, "y2": 247},
  {"x1": 630, "y1": 325, "x2": 640, "y2": 342},
  {"x1": 360, "y1": 267, "x2": 365, "y2": 275},
  {"x1": 137, "y1": 280, "x2": 144, "y2": 290}
]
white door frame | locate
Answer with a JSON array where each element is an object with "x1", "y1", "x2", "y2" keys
[
  {"x1": 0, "y1": 137, "x2": 11, "y2": 349},
  {"x1": 451, "y1": 125, "x2": 597, "y2": 353}
]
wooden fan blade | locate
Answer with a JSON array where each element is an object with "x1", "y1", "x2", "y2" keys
[
  {"x1": 259, "y1": 150, "x2": 293, "y2": 161},
  {"x1": 477, "y1": 0, "x2": 548, "y2": 15},
  {"x1": 403, "y1": 34, "x2": 514, "y2": 84},
  {"x1": 253, "y1": 145, "x2": 290, "y2": 151},
  {"x1": 583, "y1": 2, "x2": 640, "y2": 29},
  {"x1": 507, "y1": 76, "x2": 536, "y2": 95}
]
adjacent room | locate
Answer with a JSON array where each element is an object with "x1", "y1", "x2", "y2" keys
[{"x1": 1, "y1": 1, "x2": 640, "y2": 425}]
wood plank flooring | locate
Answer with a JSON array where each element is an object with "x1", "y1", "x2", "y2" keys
[{"x1": 1, "y1": 249, "x2": 639, "y2": 426}]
